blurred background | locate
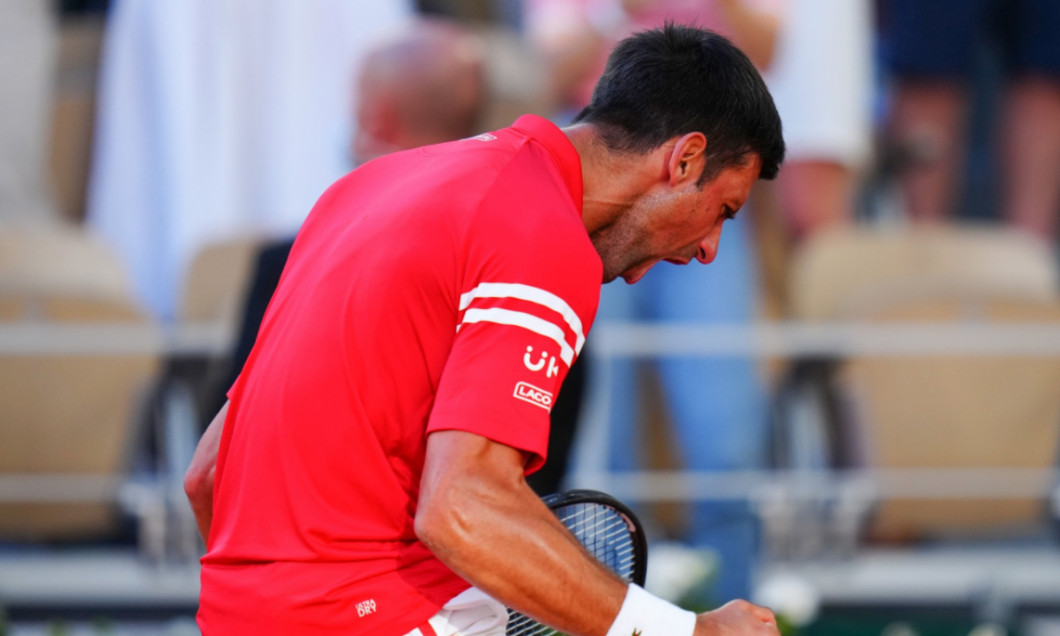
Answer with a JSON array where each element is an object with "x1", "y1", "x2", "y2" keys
[{"x1": 2, "y1": 0, "x2": 1060, "y2": 634}]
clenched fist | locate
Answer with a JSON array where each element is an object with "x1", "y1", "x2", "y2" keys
[{"x1": 694, "y1": 599, "x2": 779, "y2": 636}]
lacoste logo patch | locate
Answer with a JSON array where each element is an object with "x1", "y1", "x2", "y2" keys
[{"x1": 513, "y1": 381, "x2": 553, "y2": 411}]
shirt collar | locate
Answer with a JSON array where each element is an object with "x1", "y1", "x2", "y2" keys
[{"x1": 511, "y1": 114, "x2": 584, "y2": 214}]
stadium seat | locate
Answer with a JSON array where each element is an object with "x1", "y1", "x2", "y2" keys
[
  {"x1": 770, "y1": 224, "x2": 1060, "y2": 547},
  {"x1": 0, "y1": 225, "x2": 162, "y2": 542},
  {"x1": 842, "y1": 295, "x2": 1060, "y2": 540},
  {"x1": 178, "y1": 234, "x2": 268, "y2": 330}
]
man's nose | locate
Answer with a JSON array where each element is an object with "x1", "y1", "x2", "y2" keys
[{"x1": 695, "y1": 226, "x2": 722, "y2": 264}]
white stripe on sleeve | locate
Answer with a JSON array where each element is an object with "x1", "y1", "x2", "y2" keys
[
  {"x1": 458, "y1": 282, "x2": 585, "y2": 354},
  {"x1": 461, "y1": 307, "x2": 575, "y2": 366}
]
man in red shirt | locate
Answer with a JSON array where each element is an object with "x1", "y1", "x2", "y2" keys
[{"x1": 185, "y1": 23, "x2": 785, "y2": 636}]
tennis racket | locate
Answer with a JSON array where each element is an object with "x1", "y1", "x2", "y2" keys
[{"x1": 505, "y1": 489, "x2": 648, "y2": 636}]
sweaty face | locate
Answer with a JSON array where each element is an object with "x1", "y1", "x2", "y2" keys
[{"x1": 592, "y1": 156, "x2": 762, "y2": 284}]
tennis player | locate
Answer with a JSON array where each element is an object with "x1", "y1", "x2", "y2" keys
[{"x1": 185, "y1": 23, "x2": 784, "y2": 636}]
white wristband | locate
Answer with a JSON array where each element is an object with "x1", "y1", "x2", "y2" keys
[{"x1": 606, "y1": 584, "x2": 696, "y2": 636}]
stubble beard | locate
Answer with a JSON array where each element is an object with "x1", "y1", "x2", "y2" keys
[
  {"x1": 591, "y1": 221, "x2": 651, "y2": 284},
  {"x1": 590, "y1": 197, "x2": 657, "y2": 284}
]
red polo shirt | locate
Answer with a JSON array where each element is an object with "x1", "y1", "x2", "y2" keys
[{"x1": 197, "y1": 115, "x2": 602, "y2": 635}]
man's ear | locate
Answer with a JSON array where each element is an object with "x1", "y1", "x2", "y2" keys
[{"x1": 667, "y1": 132, "x2": 707, "y2": 187}]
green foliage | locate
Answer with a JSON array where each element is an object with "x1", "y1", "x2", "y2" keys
[
  {"x1": 91, "y1": 616, "x2": 117, "y2": 635},
  {"x1": 776, "y1": 613, "x2": 799, "y2": 636},
  {"x1": 47, "y1": 619, "x2": 71, "y2": 636}
]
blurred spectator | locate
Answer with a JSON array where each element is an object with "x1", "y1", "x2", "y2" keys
[
  {"x1": 525, "y1": 0, "x2": 783, "y2": 605},
  {"x1": 881, "y1": 0, "x2": 1060, "y2": 243},
  {"x1": 351, "y1": 19, "x2": 485, "y2": 165},
  {"x1": 86, "y1": 0, "x2": 413, "y2": 320},
  {"x1": 417, "y1": 0, "x2": 523, "y2": 28},
  {"x1": 749, "y1": 0, "x2": 873, "y2": 320},
  {"x1": 763, "y1": 0, "x2": 874, "y2": 241},
  {"x1": 527, "y1": 0, "x2": 782, "y2": 120},
  {"x1": 0, "y1": 0, "x2": 61, "y2": 225}
]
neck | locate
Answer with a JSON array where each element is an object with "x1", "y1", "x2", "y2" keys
[{"x1": 562, "y1": 123, "x2": 666, "y2": 234}]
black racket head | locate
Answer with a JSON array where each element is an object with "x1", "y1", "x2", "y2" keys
[
  {"x1": 505, "y1": 489, "x2": 648, "y2": 636},
  {"x1": 539, "y1": 489, "x2": 648, "y2": 586}
]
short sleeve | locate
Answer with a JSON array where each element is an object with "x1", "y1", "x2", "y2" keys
[{"x1": 426, "y1": 148, "x2": 600, "y2": 473}]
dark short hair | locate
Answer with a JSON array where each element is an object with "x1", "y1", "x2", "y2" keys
[{"x1": 574, "y1": 23, "x2": 785, "y2": 182}]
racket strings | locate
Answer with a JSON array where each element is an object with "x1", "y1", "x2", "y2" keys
[
  {"x1": 505, "y1": 502, "x2": 640, "y2": 636},
  {"x1": 558, "y1": 505, "x2": 636, "y2": 579}
]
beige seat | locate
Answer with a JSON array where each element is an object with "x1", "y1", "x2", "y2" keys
[
  {"x1": 172, "y1": 234, "x2": 270, "y2": 428},
  {"x1": 841, "y1": 296, "x2": 1060, "y2": 540},
  {"x1": 785, "y1": 224, "x2": 1060, "y2": 542},
  {"x1": 790, "y1": 225, "x2": 1058, "y2": 322},
  {"x1": 0, "y1": 224, "x2": 132, "y2": 302},
  {"x1": 0, "y1": 225, "x2": 161, "y2": 541},
  {"x1": 178, "y1": 234, "x2": 268, "y2": 329}
]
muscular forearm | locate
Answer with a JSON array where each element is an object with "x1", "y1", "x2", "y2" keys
[
  {"x1": 417, "y1": 431, "x2": 780, "y2": 636},
  {"x1": 416, "y1": 431, "x2": 627, "y2": 636},
  {"x1": 185, "y1": 401, "x2": 228, "y2": 544}
]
